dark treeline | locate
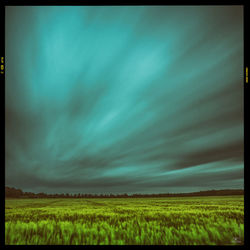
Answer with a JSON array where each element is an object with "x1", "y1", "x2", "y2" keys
[{"x1": 5, "y1": 186, "x2": 244, "y2": 199}]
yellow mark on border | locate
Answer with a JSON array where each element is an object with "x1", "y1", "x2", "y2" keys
[
  {"x1": 0, "y1": 57, "x2": 4, "y2": 75},
  {"x1": 246, "y1": 67, "x2": 248, "y2": 83}
]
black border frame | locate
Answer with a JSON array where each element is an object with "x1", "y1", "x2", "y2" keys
[{"x1": 1, "y1": 1, "x2": 248, "y2": 248}]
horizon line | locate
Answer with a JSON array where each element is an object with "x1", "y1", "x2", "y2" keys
[{"x1": 5, "y1": 186, "x2": 244, "y2": 196}]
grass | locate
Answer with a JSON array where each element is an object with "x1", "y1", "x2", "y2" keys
[{"x1": 5, "y1": 195, "x2": 244, "y2": 245}]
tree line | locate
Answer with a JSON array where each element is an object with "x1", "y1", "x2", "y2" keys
[{"x1": 5, "y1": 186, "x2": 244, "y2": 199}]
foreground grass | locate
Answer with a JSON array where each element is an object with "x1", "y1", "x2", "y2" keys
[{"x1": 5, "y1": 196, "x2": 244, "y2": 245}]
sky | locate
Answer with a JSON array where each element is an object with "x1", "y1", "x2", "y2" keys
[{"x1": 5, "y1": 6, "x2": 244, "y2": 194}]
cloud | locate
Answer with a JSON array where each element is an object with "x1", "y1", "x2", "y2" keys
[{"x1": 5, "y1": 6, "x2": 244, "y2": 194}]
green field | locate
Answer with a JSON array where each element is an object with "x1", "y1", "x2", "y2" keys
[{"x1": 5, "y1": 196, "x2": 244, "y2": 245}]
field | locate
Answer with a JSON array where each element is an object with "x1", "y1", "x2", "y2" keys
[{"x1": 5, "y1": 195, "x2": 244, "y2": 245}]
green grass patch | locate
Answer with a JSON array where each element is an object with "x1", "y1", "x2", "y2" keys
[{"x1": 5, "y1": 196, "x2": 244, "y2": 245}]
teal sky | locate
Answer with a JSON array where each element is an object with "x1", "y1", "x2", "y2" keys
[{"x1": 5, "y1": 6, "x2": 244, "y2": 194}]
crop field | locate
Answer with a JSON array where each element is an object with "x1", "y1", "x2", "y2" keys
[{"x1": 5, "y1": 195, "x2": 244, "y2": 245}]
